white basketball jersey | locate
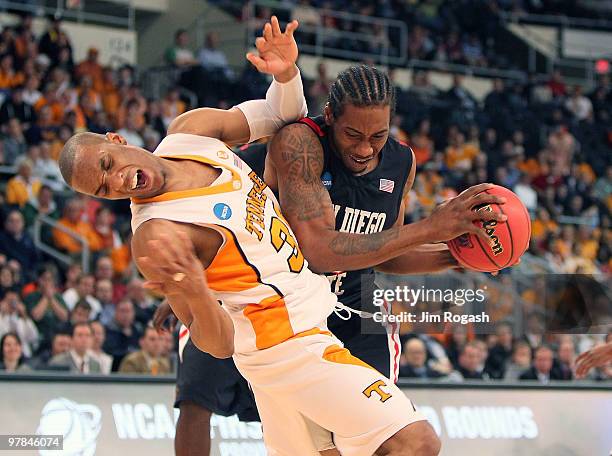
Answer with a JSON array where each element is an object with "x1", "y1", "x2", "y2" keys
[{"x1": 131, "y1": 133, "x2": 337, "y2": 354}]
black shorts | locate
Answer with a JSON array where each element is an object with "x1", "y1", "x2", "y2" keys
[
  {"x1": 174, "y1": 338, "x2": 260, "y2": 422},
  {"x1": 175, "y1": 321, "x2": 401, "y2": 422}
]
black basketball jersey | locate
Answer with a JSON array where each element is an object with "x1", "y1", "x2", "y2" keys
[{"x1": 237, "y1": 116, "x2": 413, "y2": 338}]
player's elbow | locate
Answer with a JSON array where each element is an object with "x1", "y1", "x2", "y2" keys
[
  {"x1": 167, "y1": 112, "x2": 189, "y2": 135},
  {"x1": 192, "y1": 336, "x2": 234, "y2": 359},
  {"x1": 189, "y1": 319, "x2": 235, "y2": 359}
]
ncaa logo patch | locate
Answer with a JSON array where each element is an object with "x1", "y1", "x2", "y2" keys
[
  {"x1": 321, "y1": 171, "x2": 333, "y2": 189},
  {"x1": 213, "y1": 203, "x2": 232, "y2": 220}
]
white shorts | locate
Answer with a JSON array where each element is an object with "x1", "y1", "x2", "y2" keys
[{"x1": 234, "y1": 332, "x2": 426, "y2": 456}]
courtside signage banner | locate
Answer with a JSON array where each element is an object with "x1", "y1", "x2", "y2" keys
[{"x1": 0, "y1": 380, "x2": 610, "y2": 455}]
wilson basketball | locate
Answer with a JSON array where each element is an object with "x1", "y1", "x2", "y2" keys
[{"x1": 447, "y1": 185, "x2": 531, "y2": 273}]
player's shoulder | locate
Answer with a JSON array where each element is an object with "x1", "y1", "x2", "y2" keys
[
  {"x1": 269, "y1": 122, "x2": 323, "y2": 158},
  {"x1": 385, "y1": 136, "x2": 415, "y2": 165},
  {"x1": 277, "y1": 121, "x2": 320, "y2": 141},
  {"x1": 386, "y1": 135, "x2": 412, "y2": 153}
]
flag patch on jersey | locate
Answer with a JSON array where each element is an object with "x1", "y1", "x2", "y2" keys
[{"x1": 379, "y1": 179, "x2": 395, "y2": 193}]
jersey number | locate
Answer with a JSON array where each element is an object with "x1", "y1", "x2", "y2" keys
[{"x1": 270, "y1": 216, "x2": 304, "y2": 273}]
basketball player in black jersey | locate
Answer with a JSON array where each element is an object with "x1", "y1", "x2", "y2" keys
[
  {"x1": 156, "y1": 65, "x2": 506, "y2": 455},
  {"x1": 240, "y1": 65, "x2": 505, "y2": 381}
]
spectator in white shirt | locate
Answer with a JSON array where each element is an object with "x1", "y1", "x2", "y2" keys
[
  {"x1": 0, "y1": 291, "x2": 39, "y2": 357},
  {"x1": 36, "y1": 142, "x2": 65, "y2": 191},
  {"x1": 513, "y1": 173, "x2": 538, "y2": 215},
  {"x1": 63, "y1": 274, "x2": 101, "y2": 318},
  {"x1": 198, "y1": 32, "x2": 233, "y2": 79},
  {"x1": 565, "y1": 85, "x2": 592, "y2": 121},
  {"x1": 22, "y1": 75, "x2": 42, "y2": 107},
  {"x1": 96, "y1": 279, "x2": 115, "y2": 327},
  {"x1": 89, "y1": 321, "x2": 112, "y2": 374}
]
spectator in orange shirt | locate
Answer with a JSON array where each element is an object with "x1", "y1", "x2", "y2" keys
[
  {"x1": 0, "y1": 54, "x2": 25, "y2": 90},
  {"x1": 114, "y1": 85, "x2": 146, "y2": 131},
  {"x1": 100, "y1": 68, "x2": 119, "y2": 121},
  {"x1": 14, "y1": 17, "x2": 35, "y2": 64},
  {"x1": 6, "y1": 159, "x2": 41, "y2": 207},
  {"x1": 53, "y1": 198, "x2": 102, "y2": 255},
  {"x1": 77, "y1": 76, "x2": 101, "y2": 120},
  {"x1": 93, "y1": 206, "x2": 121, "y2": 253},
  {"x1": 410, "y1": 118, "x2": 434, "y2": 165},
  {"x1": 34, "y1": 84, "x2": 64, "y2": 125},
  {"x1": 445, "y1": 131, "x2": 478, "y2": 171},
  {"x1": 75, "y1": 47, "x2": 103, "y2": 92}
]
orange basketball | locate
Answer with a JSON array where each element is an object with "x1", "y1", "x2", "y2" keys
[{"x1": 447, "y1": 185, "x2": 531, "y2": 273}]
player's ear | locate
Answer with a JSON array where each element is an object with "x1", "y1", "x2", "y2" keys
[
  {"x1": 106, "y1": 132, "x2": 127, "y2": 145},
  {"x1": 323, "y1": 103, "x2": 333, "y2": 126}
]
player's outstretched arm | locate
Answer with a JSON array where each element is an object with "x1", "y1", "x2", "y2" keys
[
  {"x1": 168, "y1": 16, "x2": 306, "y2": 146},
  {"x1": 132, "y1": 221, "x2": 234, "y2": 358},
  {"x1": 269, "y1": 123, "x2": 508, "y2": 273}
]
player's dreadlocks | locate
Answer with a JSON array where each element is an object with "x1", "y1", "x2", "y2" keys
[{"x1": 327, "y1": 65, "x2": 395, "y2": 118}]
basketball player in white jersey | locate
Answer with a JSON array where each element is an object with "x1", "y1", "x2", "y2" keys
[{"x1": 58, "y1": 17, "x2": 441, "y2": 455}]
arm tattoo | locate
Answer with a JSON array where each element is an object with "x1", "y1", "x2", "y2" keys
[
  {"x1": 273, "y1": 125, "x2": 329, "y2": 221},
  {"x1": 329, "y1": 227, "x2": 401, "y2": 255}
]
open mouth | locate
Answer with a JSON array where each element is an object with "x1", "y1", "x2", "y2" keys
[{"x1": 130, "y1": 169, "x2": 148, "y2": 191}]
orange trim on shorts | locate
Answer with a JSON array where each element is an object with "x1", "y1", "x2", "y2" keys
[
  {"x1": 322, "y1": 344, "x2": 376, "y2": 371},
  {"x1": 131, "y1": 154, "x2": 242, "y2": 204},
  {"x1": 290, "y1": 327, "x2": 332, "y2": 340},
  {"x1": 244, "y1": 294, "x2": 294, "y2": 350},
  {"x1": 206, "y1": 226, "x2": 260, "y2": 292}
]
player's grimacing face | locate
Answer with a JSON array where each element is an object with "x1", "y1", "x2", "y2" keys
[
  {"x1": 327, "y1": 103, "x2": 391, "y2": 175},
  {"x1": 72, "y1": 139, "x2": 164, "y2": 200}
]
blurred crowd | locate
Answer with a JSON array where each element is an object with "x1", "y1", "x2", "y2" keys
[
  {"x1": 397, "y1": 325, "x2": 612, "y2": 383},
  {"x1": 220, "y1": 0, "x2": 612, "y2": 68},
  {"x1": 0, "y1": 10, "x2": 609, "y2": 382}
]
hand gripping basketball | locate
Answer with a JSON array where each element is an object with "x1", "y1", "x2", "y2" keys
[
  {"x1": 427, "y1": 183, "x2": 508, "y2": 245},
  {"x1": 446, "y1": 185, "x2": 531, "y2": 273}
]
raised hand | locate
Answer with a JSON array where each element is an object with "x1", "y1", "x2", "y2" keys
[{"x1": 246, "y1": 16, "x2": 299, "y2": 82}]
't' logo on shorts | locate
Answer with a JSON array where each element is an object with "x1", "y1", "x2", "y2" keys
[{"x1": 363, "y1": 380, "x2": 392, "y2": 403}]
